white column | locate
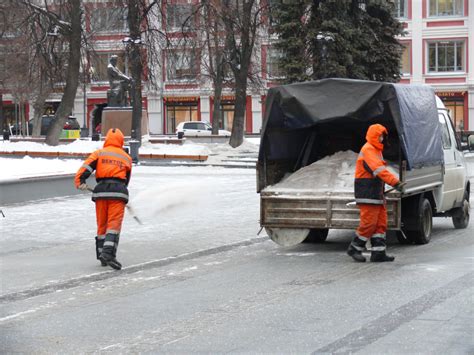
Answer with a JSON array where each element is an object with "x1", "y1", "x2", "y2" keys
[
  {"x1": 251, "y1": 95, "x2": 262, "y2": 134},
  {"x1": 411, "y1": 0, "x2": 424, "y2": 84},
  {"x1": 468, "y1": 0, "x2": 474, "y2": 130},
  {"x1": 74, "y1": 91, "x2": 86, "y2": 128},
  {"x1": 147, "y1": 95, "x2": 163, "y2": 135},
  {"x1": 200, "y1": 96, "x2": 210, "y2": 123}
]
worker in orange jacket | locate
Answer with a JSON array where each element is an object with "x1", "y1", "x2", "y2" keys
[
  {"x1": 348, "y1": 124, "x2": 404, "y2": 262},
  {"x1": 75, "y1": 128, "x2": 132, "y2": 270}
]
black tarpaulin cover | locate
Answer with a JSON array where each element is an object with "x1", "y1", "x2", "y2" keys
[{"x1": 259, "y1": 78, "x2": 443, "y2": 175}]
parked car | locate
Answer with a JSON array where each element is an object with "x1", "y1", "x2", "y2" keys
[
  {"x1": 176, "y1": 121, "x2": 231, "y2": 138},
  {"x1": 10, "y1": 115, "x2": 79, "y2": 135}
]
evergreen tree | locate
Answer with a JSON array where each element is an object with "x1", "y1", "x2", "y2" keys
[
  {"x1": 272, "y1": 0, "x2": 405, "y2": 83},
  {"x1": 271, "y1": 0, "x2": 310, "y2": 83}
]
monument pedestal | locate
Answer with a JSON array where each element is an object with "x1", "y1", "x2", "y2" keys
[{"x1": 101, "y1": 107, "x2": 149, "y2": 137}]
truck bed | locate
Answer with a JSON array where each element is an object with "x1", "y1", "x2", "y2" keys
[
  {"x1": 260, "y1": 155, "x2": 443, "y2": 231},
  {"x1": 260, "y1": 189, "x2": 401, "y2": 230}
]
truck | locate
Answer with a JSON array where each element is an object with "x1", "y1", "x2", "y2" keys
[{"x1": 257, "y1": 79, "x2": 470, "y2": 247}]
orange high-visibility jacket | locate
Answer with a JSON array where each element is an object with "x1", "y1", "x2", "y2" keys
[
  {"x1": 75, "y1": 128, "x2": 132, "y2": 202},
  {"x1": 354, "y1": 124, "x2": 399, "y2": 205}
]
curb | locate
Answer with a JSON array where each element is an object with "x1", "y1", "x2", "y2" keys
[{"x1": 139, "y1": 161, "x2": 256, "y2": 169}]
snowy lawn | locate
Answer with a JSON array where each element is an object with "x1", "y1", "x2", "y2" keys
[
  {"x1": 0, "y1": 138, "x2": 210, "y2": 156},
  {"x1": 0, "y1": 138, "x2": 260, "y2": 180}
]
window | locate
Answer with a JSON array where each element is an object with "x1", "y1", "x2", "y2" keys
[
  {"x1": 439, "y1": 114, "x2": 452, "y2": 149},
  {"x1": 266, "y1": 47, "x2": 284, "y2": 79},
  {"x1": 400, "y1": 43, "x2": 410, "y2": 75},
  {"x1": 429, "y1": 0, "x2": 463, "y2": 17},
  {"x1": 221, "y1": 104, "x2": 235, "y2": 130},
  {"x1": 392, "y1": 0, "x2": 407, "y2": 18},
  {"x1": 428, "y1": 41, "x2": 464, "y2": 73},
  {"x1": 90, "y1": 8, "x2": 128, "y2": 33},
  {"x1": 196, "y1": 122, "x2": 208, "y2": 130},
  {"x1": 166, "y1": 4, "x2": 194, "y2": 30},
  {"x1": 443, "y1": 99, "x2": 464, "y2": 131},
  {"x1": 167, "y1": 50, "x2": 198, "y2": 81},
  {"x1": 268, "y1": 0, "x2": 280, "y2": 26},
  {"x1": 90, "y1": 52, "x2": 128, "y2": 82},
  {"x1": 166, "y1": 103, "x2": 198, "y2": 134}
]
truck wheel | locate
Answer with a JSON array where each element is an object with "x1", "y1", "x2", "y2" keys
[
  {"x1": 408, "y1": 198, "x2": 432, "y2": 245},
  {"x1": 303, "y1": 228, "x2": 329, "y2": 243},
  {"x1": 265, "y1": 228, "x2": 309, "y2": 247},
  {"x1": 452, "y1": 195, "x2": 470, "y2": 229}
]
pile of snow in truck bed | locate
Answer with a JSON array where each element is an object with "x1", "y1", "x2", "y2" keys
[{"x1": 264, "y1": 150, "x2": 398, "y2": 193}]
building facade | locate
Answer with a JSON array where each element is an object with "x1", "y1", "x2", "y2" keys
[
  {"x1": 2, "y1": 0, "x2": 472, "y2": 134},
  {"x1": 396, "y1": 0, "x2": 473, "y2": 131}
]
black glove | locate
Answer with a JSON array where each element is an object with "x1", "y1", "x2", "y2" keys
[{"x1": 394, "y1": 182, "x2": 406, "y2": 192}]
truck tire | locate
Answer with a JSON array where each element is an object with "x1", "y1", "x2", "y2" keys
[
  {"x1": 407, "y1": 197, "x2": 432, "y2": 245},
  {"x1": 265, "y1": 228, "x2": 310, "y2": 247},
  {"x1": 452, "y1": 192, "x2": 470, "y2": 229},
  {"x1": 303, "y1": 228, "x2": 329, "y2": 243}
]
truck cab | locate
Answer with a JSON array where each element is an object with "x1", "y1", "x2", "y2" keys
[{"x1": 434, "y1": 97, "x2": 468, "y2": 214}]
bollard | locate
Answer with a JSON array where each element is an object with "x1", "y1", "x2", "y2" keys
[
  {"x1": 3, "y1": 129, "x2": 10, "y2": 141},
  {"x1": 92, "y1": 133, "x2": 100, "y2": 141},
  {"x1": 129, "y1": 139, "x2": 140, "y2": 163}
]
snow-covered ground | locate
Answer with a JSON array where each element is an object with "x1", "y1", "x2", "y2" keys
[
  {"x1": 0, "y1": 138, "x2": 210, "y2": 155},
  {"x1": 0, "y1": 138, "x2": 260, "y2": 180}
]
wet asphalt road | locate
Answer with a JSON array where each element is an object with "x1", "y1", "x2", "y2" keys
[{"x1": 1, "y1": 167, "x2": 473, "y2": 354}]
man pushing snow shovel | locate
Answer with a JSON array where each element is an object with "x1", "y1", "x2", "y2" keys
[
  {"x1": 74, "y1": 128, "x2": 132, "y2": 270},
  {"x1": 348, "y1": 124, "x2": 404, "y2": 263}
]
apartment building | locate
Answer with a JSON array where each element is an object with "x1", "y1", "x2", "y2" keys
[
  {"x1": 396, "y1": 0, "x2": 473, "y2": 131},
  {"x1": 2, "y1": 1, "x2": 472, "y2": 134}
]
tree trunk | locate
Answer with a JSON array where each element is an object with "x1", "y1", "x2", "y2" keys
[
  {"x1": 32, "y1": 84, "x2": 50, "y2": 137},
  {"x1": 211, "y1": 85, "x2": 223, "y2": 135},
  {"x1": 0, "y1": 95, "x2": 4, "y2": 133},
  {"x1": 229, "y1": 72, "x2": 247, "y2": 148},
  {"x1": 45, "y1": 0, "x2": 82, "y2": 146},
  {"x1": 128, "y1": 0, "x2": 143, "y2": 143},
  {"x1": 20, "y1": 101, "x2": 26, "y2": 135}
]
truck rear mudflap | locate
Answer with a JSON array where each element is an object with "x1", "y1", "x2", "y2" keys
[{"x1": 260, "y1": 190, "x2": 401, "y2": 230}]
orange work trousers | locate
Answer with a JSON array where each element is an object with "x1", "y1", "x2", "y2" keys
[
  {"x1": 95, "y1": 200, "x2": 126, "y2": 236},
  {"x1": 356, "y1": 204, "x2": 387, "y2": 239}
]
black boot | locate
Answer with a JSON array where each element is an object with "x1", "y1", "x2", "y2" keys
[
  {"x1": 370, "y1": 251, "x2": 395, "y2": 262},
  {"x1": 370, "y1": 234, "x2": 394, "y2": 262},
  {"x1": 95, "y1": 237, "x2": 107, "y2": 266},
  {"x1": 99, "y1": 253, "x2": 122, "y2": 270},
  {"x1": 347, "y1": 246, "x2": 366, "y2": 262},
  {"x1": 99, "y1": 233, "x2": 122, "y2": 270},
  {"x1": 347, "y1": 235, "x2": 367, "y2": 262}
]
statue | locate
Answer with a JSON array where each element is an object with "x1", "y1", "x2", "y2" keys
[{"x1": 107, "y1": 55, "x2": 131, "y2": 107}]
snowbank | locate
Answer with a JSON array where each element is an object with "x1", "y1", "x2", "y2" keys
[
  {"x1": 0, "y1": 139, "x2": 211, "y2": 156},
  {"x1": 0, "y1": 138, "x2": 260, "y2": 180},
  {"x1": 0, "y1": 156, "x2": 80, "y2": 180}
]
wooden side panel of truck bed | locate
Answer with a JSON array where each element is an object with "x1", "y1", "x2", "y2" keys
[{"x1": 260, "y1": 191, "x2": 401, "y2": 230}]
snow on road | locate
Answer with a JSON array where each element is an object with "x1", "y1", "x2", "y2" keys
[{"x1": 1, "y1": 165, "x2": 260, "y2": 252}]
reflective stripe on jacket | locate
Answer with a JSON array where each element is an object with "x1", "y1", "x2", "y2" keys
[
  {"x1": 354, "y1": 124, "x2": 399, "y2": 205},
  {"x1": 74, "y1": 128, "x2": 132, "y2": 203}
]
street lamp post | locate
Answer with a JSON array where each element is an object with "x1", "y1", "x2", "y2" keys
[{"x1": 316, "y1": 32, "x2": 335, "y2": 78}]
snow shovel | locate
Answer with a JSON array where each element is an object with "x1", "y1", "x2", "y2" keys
[{"x1": 86, "y1": 187, "x2": 142, "y2": 225}]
